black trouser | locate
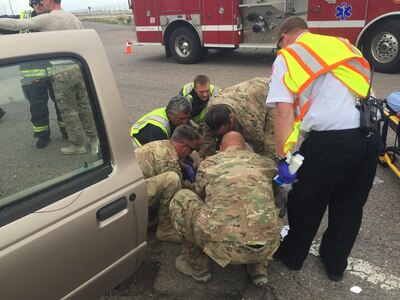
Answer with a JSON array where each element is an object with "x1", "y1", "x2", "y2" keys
[
  {"x1": 21, "y1": 77, "x2": 65, "y2": 137},
  {"x1": 281, "y1": 128, "x2": 378, "y2": 275}
]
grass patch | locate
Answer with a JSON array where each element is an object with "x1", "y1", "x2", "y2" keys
[{"x1": 79, "y1": 16, "x2": 132, "y2": 26}]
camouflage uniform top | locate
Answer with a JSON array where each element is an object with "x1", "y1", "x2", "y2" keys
[
  {"x1": 199, "y1": 77, "x2": 274, "y2": 157},
  {"x1": 195, "y1": 145, "x2": 281, "y2": 248},
  {"x1": 135, "y1": 140, "x2": 182, "y2": 179}
]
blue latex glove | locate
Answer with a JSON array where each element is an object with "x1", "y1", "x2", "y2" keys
[
  {"x1": 278, "y1": 161, "x2": 297, "y2": 184},
  {"x1": 183, "y1": 165, "x2": 196, "y2": 183}
]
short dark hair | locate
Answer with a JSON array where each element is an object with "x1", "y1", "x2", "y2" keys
[
  {"x1": 193, "y1": 75, "x2": 210, "y2": 87},
  {"x1": 204, "y1": 104, "x2": 231, "y2": 131},
  {"x1": 171, "y1": 125, "x2": 201, "y2": 142},
  {"x1": 53, "y1": 0, "x2": 61, "y2": 4},
  {"x1": 277, "y1": 16, "x2": 308, "y2": 38},
  {"x1": 167, "y1": 95, "x2": 192, "y2": 114}
]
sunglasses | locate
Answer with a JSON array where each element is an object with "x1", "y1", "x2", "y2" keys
[
  {"x1": 276, "y1": 26, "x2": 293, "y2": 50},
  {"x1": 30, "y1": 0, "x2": 43, "y2": 6}
]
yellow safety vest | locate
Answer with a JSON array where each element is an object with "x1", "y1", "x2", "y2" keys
[
  {"x1": 279, "y1": 33, "x2": 371, "y2": 154},
  {"x1": 130, "y1": 107, "x2": 170, "y2": 148},
  {"x1": 182, "y1": 82, "x2": 220, "y2": 124},
  {"x1": 19, "y1": 10, "x2": 33, "y2": 33}
]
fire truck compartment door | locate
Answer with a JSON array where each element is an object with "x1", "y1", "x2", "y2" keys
[
  {"x1": 307, "y1": 0, "x2": 367, "y2": 39},
  {"x1": 202, "y1": 0, "x2": 235, "y2": 46},
  {"x1": 135, "y1": 0, "x2": 162, "y2": 43}
]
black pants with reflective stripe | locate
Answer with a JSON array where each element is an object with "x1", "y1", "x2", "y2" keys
[
  {"x1": 281, "y1": 128, "x2": 379, "y2": 275},
  {"x1": 21, "y1": 77, "x2": 65, "y2": 137}
]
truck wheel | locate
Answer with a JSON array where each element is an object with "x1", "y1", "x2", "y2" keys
[
  {"x1": 362, "y1": 20, "x2": 400, "y2": 74},
  {"x1": 169, "y1": 27, "x2": 201, "y2": 64}
]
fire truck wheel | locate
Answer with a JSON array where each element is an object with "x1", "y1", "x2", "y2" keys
[
  {"x1": 169, "y1": 27, "x2": 201, "y2": 64},
  {"x1": 362, "y1": 20, "x2": 400, "y2": 74}
]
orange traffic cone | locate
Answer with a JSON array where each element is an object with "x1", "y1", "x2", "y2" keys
[{"x1": 125, "y1": 40, "x2": 132, "y2": 53}]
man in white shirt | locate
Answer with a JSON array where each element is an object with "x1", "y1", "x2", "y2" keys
[
  {"x1": 0, "y1": 0, "x2": 83, "y2": 32},
  {"x1": 266, "y1": 17, "x2": 379, "y2": 282}
]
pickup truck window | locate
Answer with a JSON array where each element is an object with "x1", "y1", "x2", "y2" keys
[{"x1": 0, "y1": 57, "x2": 103, "y2": 215}]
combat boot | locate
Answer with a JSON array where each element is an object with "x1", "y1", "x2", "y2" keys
[
  {"x1": 247, "y1": 263, "x2": 269, "y2": 286},
  {"x1": 61, "y1": 145, "x2": 87, "y2": 155},
  {"x1": 156, "y1": 220, "x2": 181, "y2": 243},
  {"x1": 175, "y1": 254, "x2": 211, "y2": 283},
  {"x1": 36, "y1": 136, "x2": 50, "y2": 148}
]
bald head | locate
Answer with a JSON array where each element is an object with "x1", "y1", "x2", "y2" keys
[{"x1": 220, "y1": 131, "x2": 246, "y2": 151}]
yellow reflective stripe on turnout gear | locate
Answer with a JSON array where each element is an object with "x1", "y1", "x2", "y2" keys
[
  {"x1": 20, "y1": 69, "x2": 50, "y2": 78},
  {"x1": 33, "y1": 125, "x2": 49, "y2": 133}
]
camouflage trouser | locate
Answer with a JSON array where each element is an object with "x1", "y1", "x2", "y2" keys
[
  {"x1": 263, "y1": 106, "x2": 275, "y2": 159},
  {"x1": 169, "y1": 189, "x2": 209, "y2": 270},
  {"x1": 146, "y1": 171, "x2": 182, "y2": 231},
  {"x1": 52, "y1": 66, "x2": 97, "y2": 146},
  {"x1": 170, "y1": 189, "x2": 281, "y2": 268}
]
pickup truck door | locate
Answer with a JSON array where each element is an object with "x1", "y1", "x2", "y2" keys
[{"x1": 0, "y1": 30, "x2": 148, "y2": 299}]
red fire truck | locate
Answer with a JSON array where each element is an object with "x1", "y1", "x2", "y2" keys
[{"x1": 128, "y1": 0, "x2": 400, "y2": 73}]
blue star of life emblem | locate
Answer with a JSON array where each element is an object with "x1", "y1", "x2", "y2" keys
[{"x1": 335, "y1": 3, "x2": 352, "y2": 20}]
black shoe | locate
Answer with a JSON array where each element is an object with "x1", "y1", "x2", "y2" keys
[
  {"x1": 36, "y1": 136, "x2": 50, "y2": 148},
  {"x1": 319, "y1": 246, "x2": 344, "y2": 282},
  {"x1": 0, "y1": 108, "x2": 5, "y2": 120},
  {"x1": 327, "y1": 271, "x2": 343, "y2": 282},
  {"x1": 273, "y1": 246, "x2": 302, "y2": 271}
]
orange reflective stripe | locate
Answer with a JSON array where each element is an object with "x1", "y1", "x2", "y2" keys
[
  {"x1": 342, "y1": 62, "x2": 370, "y2": 82},
  {"x1": 285, "y1": 47, "x2": 314, "y2": 78},
  {"x1": 297, "y1": 41, "x2": 328, "y2": 69}
]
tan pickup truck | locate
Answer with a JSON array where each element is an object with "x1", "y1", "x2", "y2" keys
[{"x1": 0, "y1": 30, "x2": 148, "y2": 299}]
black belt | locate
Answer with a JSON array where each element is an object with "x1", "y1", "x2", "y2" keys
[{"x1": 309, "y1": 128, "x2": 363, "y2": 139}]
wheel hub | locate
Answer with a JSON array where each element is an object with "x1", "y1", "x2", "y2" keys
[
  {"x1": 175, "y1": 35, "x2": 191, "y2": 58},
  {"x1": 372, "y1": 32, "x2": 398, "y2": 63}
]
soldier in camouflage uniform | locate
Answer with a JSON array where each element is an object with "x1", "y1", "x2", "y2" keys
[
  {"x1": 199, "y1": 77, "x2": 274, "y2": 159},
  {"x1": 135, "y1": 125, "x2": 202, "y2": 243},
  {"x1": 170, "y1": 132, "x2": 281, "y2": 285},
  {"x1": 52, "y1": 61, "x2": 98, "y2": 155}
]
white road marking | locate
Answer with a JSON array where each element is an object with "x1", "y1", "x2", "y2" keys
[{"x1": 309, "y1": 242, "x2": 400, "y2": 291}]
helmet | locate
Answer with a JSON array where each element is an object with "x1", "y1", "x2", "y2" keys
[{"x1": 29, "y1": 0, "x2": 43, "y2": 8}]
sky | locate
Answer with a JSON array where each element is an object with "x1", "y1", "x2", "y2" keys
[{"x1": 0, "y1": 0, "x2": 130, "y2": 15}]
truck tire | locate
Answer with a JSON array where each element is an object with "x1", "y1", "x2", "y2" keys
[
  {"x1": 169, "y1": 27, "x2": 201, "y2": 64},
  {"x1": 362, "y1": 20, "x2": 400, "y2": 74}
]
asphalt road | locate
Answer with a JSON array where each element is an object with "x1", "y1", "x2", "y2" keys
[{"x1": 88, "y1": 21, "x2": 400, "y2": 300}]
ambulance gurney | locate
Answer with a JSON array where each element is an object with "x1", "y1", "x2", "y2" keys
[{"x1": 378, "y1": 92, "x2": 400, "y2": 177}]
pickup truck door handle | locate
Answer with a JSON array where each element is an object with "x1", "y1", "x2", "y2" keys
[{"x1": 96, "y1": 198, "x2": 127, "y2": 221}]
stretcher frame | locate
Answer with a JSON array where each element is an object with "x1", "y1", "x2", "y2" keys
[{"x1": 378, "y1": 101, "x2": 400, "y2": 177}]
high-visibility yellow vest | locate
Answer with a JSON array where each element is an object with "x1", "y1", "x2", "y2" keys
[
  {"x1": 19, "y1": 10, "x2": 33, "y2": 33},
  {"x1": 130, "y1": 107, "x2": 170, "y2": 148},
  {"x1": 279, "y1": 33, "x2": 371, "y2": 154},
  {"x1": 182, "y1": 82, "x2": 220, "y2": 124}
]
